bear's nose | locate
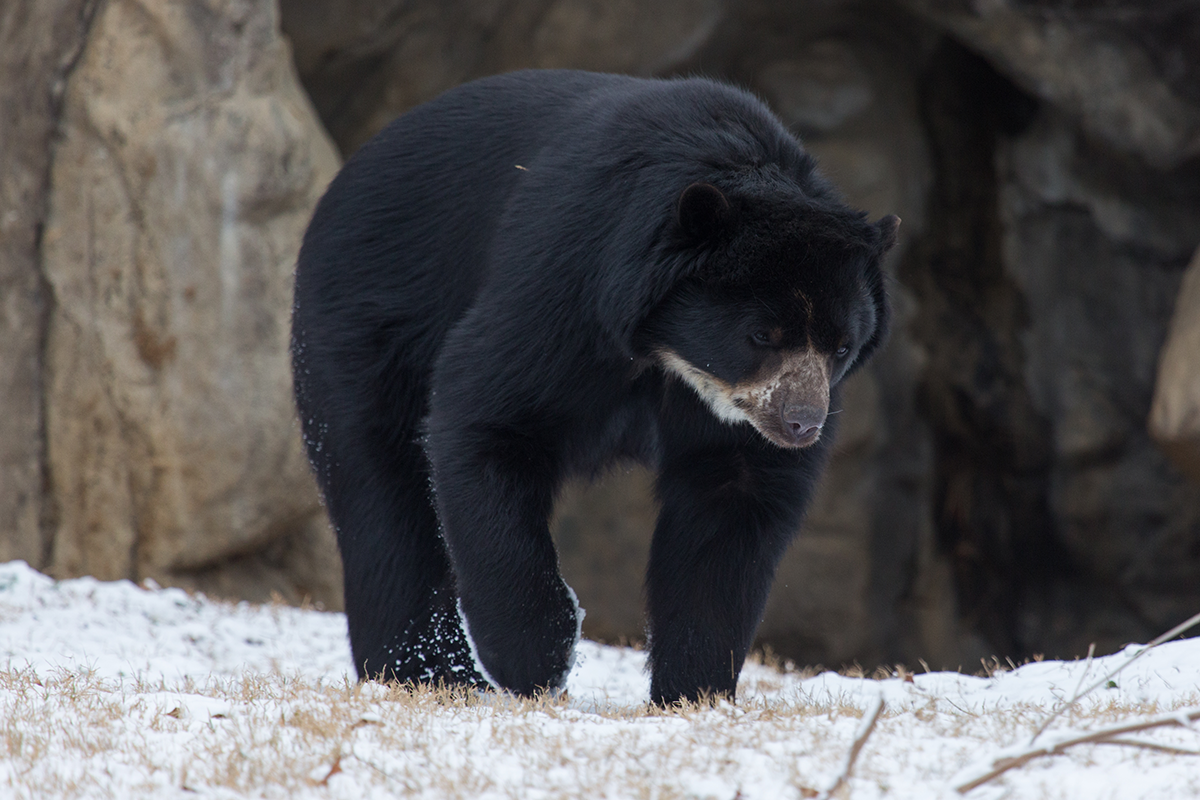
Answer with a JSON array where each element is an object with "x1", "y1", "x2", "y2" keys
[{"x1": 781, "y1": 404, "x2": 825, "y2": 445}]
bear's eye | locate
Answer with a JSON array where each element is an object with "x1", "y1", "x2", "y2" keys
[
  {"x1": 835, "y1": 344, "x2": 851, "y2": 358},
  {"x1": 751, "y1": 328, "x2": 782, "y2": 347}
]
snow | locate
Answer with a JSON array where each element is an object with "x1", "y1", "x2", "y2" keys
[{"x1": 2, "y1": 559, "x2": 1199, "y2": 799}]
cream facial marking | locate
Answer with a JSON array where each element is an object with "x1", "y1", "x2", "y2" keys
[
  {"x1": 656, "y1": 349, "x2": 750, "y2": 425},
  {"x1": 656, "y1": 346, "x2": 831, "y2": 449}
]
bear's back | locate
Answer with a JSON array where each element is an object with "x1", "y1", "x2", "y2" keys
[{"x1": 295, "y1": 70, "x2": 815, "y2": 379}]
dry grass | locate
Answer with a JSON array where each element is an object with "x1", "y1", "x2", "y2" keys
[
  {"x1": 4, "y1": 658, "x2": 1198, "y2": 800},
  {"x1": 0, "y1": 658, "x2": 903, "y2": 799},
  {"x1": 6, "y1": 561, "x2": 1196, "y2": 798}
]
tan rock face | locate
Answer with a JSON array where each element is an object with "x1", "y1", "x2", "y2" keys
[
  {"x1": 1150, "y1": 248, "x2": 1200, "y2": 483},
  {"x1": 40, "y1": 0, "x2": 341, "y2": 596},
  {"x1": 0, "y1": 0, "x2": 98, "y2": 569}
]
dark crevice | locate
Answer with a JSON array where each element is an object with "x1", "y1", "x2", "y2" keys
[{"x1": 900, "y1": 39, "x2": 1073, "y2": 658}]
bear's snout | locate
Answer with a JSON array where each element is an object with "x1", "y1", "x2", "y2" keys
[
  {"x1": 781, "y1": 403, "x2": 825, "y2": 446},
  {"x1": 759, "y1": 348, "x2": 830, "y2": 449}
]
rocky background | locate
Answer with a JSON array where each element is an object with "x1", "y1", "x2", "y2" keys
[{"x1": 3, "y1": 0, "x2": 1198, "y2": 670}]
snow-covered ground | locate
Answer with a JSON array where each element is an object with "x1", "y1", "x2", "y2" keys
[{"x1": 2, "y1": 559, "x2": 1199, "y2": 799}]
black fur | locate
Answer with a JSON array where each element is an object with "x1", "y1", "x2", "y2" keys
[{"x1": 292, "y1": 70, "x2": 897, "y2": 704}]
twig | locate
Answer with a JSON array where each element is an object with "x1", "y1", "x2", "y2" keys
[
  {"x1": 1029, "y1": 611, "x2": 1200, "y2": 745},
  {"x1": 817, "y1": 694, "x2": 885, "y2": 800},
  {"x1": 953, "y1": 705, "x2": 1200, "y2": 794},
  {"x1": 1066, "y1": 643, "x2": 1096, "y2": 707},
  {"x1": 1099, "y1": 737, "x2": 1200, "y2": 756},
  {"x1": 1029, "y1": 642, "x2": 1095, "y2": 745}
]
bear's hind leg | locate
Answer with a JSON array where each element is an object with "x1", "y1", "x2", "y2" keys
[
  {"x1": 425, "y1": 423, "x2": 582, "y2": 697},
  {"x1": 329, "y1": 437, "x2": 487, "y2": 689}
]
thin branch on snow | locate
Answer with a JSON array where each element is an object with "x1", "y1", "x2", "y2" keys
[
  {"x1": 1029, "y1": 610, "x2": 1200, "y2": 745},
  {"x1": 957, "y1": 611, "x2": 1200, "y2": 794},
  {"x1": 1098, "y1": 737, "x2": 1200, "y2": 756},
  {"x1": 1030, "y1": 641, "x2": 1095, "y2": 744},
  {"x1": 953, "y1": 705, "x2": 1200, "y2": 794},
  {"x1": 817, "y1": 694, "x2": 885, "y2": 800}
]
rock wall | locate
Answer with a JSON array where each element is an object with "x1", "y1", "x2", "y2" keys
[
  {"x1": 3, "y1": 0, "x2": 1198, "y2": 668},
  {"x1": 3, "y1": 0, "x2": 343, "y2": 608},
  {"x1": 0, "y1": 0, "x2": 98, "y2": 573},
  {"x1": 279, "y1": 0, "x2": 724, "y2": 154}
]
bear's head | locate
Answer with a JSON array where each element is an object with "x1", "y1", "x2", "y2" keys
[{"x1": 637, "y1": 181, "x2": 899, "y2": 450}]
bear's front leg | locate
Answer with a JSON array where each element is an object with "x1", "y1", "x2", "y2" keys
[
  {"x1": 647, "y1": 444, "x2": 812, "y2": 705},
  {"x1": 425, "y1": 421, "x2": 581, "y2": 697}
]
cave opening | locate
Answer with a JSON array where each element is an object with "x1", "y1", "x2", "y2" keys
[{"x1": 900, "y1": 39, "x2": 1081, "y2": 659}]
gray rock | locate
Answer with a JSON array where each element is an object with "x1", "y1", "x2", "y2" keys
[
  {"x1": 903, "y1": 0, "x2": 1200, "y2": 168},
  {"x1": 990, "y1": 95, "x2": 1200, "y2": 655},
  {"x1": 758, "y1": 42, "x2": 876, "y2": 134},
  {"x1": 281, "y1": 0, "x2": 724, "y2": 154}
]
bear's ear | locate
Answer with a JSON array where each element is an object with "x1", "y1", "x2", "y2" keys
[
  {"x1": 677, "y1": 182, "x2": 731, "y2": 242},
  {"x1": 876, "y1": 214, "x2": 901, "y2": 251}
]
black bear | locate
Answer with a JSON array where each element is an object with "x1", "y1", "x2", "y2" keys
[{"x1": 292, "y1": 70, "x2": 898, "y2": 704}]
